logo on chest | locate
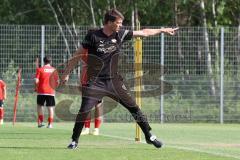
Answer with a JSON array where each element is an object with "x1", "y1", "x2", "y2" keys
[{"x1": 97, "y1": 39, "x2": 118, "y2": 54}]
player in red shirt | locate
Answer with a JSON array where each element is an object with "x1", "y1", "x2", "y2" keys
[
  {"x1": 0, "y1": 79, "x2": 7, "y2": 125},
  {"x1": 80, "y1": 47, "x2": 102, "y2": 136},
  {"x1": 81, "y1": 102, "x2": 102, "y2": 135},
  {"x1": 35, "y1": 56, "x2": 58, "y2": 128}
]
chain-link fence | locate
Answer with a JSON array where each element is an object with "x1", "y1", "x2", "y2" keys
[{"x1": 0, "y1": 25, "x2": 239, "y2": 123}]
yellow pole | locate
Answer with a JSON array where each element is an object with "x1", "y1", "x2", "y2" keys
[{"x1": 134, "y1": 22, "x2": 142, "y2": 142}]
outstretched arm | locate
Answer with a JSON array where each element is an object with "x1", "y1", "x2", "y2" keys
[{"x1": 133, "y1": 27, "x2": 179, "y2": 37}]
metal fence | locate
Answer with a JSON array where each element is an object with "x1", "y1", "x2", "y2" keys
[{"x1": 0, "y1": 25, "x2": 240, "y2": 123}]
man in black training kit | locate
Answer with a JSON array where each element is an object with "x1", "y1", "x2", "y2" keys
[{"x1": 62, "y1": 8, "x2": 178, "y2": 149}]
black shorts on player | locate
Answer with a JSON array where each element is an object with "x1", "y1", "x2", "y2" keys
[
  {"x1": 37, "y1": 95, "x2": 55, "y2": 107},
  {"x1": 0, "y1": 100, "x2": 3, "y2": 107}
]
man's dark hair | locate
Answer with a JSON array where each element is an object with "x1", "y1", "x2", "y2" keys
[
  {"x1": 87, "y1": 27, "x2": 98, "y2": 34},
  {"x1": 44, "y1": 56, "x2": 51, "y2": 64},
  {"x1": 104, "y1": 9, "x2": 124, "y2": 24}
]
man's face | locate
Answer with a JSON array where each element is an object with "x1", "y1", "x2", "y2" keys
[{"x1": 109, "y1": 18, "x2": 123, "y2": 32}]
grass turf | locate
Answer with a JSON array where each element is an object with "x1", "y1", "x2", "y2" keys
[{"x1": 0, "y1": 123, "x2": 240, "y2": 160}]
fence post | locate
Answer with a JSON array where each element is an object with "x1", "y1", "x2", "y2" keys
[
  {"x1": 160, "y1": 31, "x2": 165, "y2": 124},
  {"x1": 220, "y1": 27, "x2": 224, "y2": 124},
  {"x1": 134, "y1": 22, "x2": 142, "y2": 142},
  {"x1": 41, "y1": 25, "x2": 45, "y2": 67}
]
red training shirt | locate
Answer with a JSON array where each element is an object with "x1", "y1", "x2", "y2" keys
[
  {"x1": 35, "y1": 65, "x2": 59, "y2": 96},
  {"x1": 0, "y1": 80, "x2": 6, "y2": 100}
]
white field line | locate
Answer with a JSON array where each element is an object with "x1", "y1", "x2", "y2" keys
[
  {"x1": 101, "y1": 134, "x2": 240, "y2": 160},
  {"x1": 19, "y1": 123, "x2": 240, "y2": 160},
  {"x1": 167, "y1": 145, "x2": 240, "y2": 160}
]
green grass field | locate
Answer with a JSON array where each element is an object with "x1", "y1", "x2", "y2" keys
[{"x1": 0, "y1": 123, "x2": 240, "y2": 160}]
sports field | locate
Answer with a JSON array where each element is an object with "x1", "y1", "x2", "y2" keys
[{"x1": 0, "y1": 123, "x2": 240, "y2": 160}]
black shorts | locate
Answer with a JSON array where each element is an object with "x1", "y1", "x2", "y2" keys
[
  {"x1": 81, "y1": 84, "x2": 102, "y2": 104},
  {"x1": 0, "y1": 100, "x2": 3, "y2": 107},
  {"x1": 37, "y1": 95, "x2": 55, "y2": 107},
  {"x1": 80, "y1": 75, "x2": 137, "y2": 113}
]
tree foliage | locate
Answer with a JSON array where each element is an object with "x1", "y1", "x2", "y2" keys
[{"x1": 0, "y1": 0, "x2": 239, "y2": 26}]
